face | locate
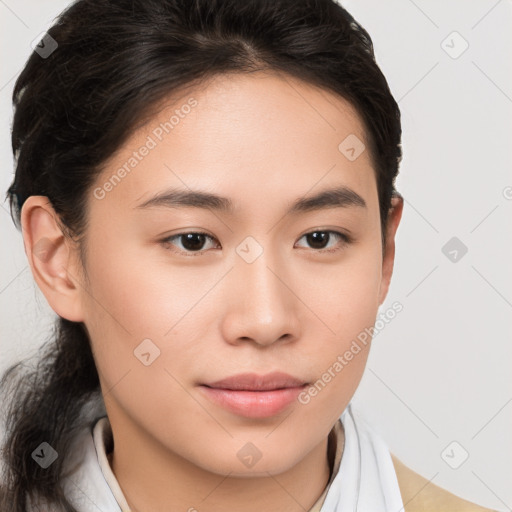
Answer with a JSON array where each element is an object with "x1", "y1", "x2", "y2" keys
[{"x1": 71, "y1": 71, "x2": 399, "y2": 475}]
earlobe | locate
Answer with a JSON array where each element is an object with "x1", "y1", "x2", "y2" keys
[
  {"x1": 378, "y1": 194, "x2": 404, "y2": 306},
  {"x1": 20, "y1": 196, "x2": 85, "y2": 322}
]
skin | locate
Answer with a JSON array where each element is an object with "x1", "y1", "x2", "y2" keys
[{"x1": 22, "y1": 70, "x2": 403, "y2": 512}]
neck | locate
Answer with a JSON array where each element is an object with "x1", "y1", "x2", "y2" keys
[{"x1": 108, "y1": 418, "x2": 336, "y2": 512}]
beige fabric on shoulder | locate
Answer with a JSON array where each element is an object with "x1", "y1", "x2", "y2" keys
[{"x1": 391, "y1": 454, "x2": 497, "y2": 512}]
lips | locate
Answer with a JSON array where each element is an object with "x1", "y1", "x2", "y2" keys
[
  {"x1": 202, "y1": 371, "x2": 308, "y2": 391},
  {"x1": 199, "y1": 372, "x2": 309, "y2": 418}
]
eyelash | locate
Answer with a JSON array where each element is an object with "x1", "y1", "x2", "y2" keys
[{"x1": 160, "y1": 230, "x2": 353, "y2": 257}]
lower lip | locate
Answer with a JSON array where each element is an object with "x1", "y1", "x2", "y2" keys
[{"x1": 199, "y1": 385, "x2": 307, "y2": 418}]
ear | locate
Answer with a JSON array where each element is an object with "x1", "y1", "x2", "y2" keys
[
  {"x1": 20, "y1": 196, "x2": 85, "y2": 322},
  {"x1": 378, "y1": 194, "x2": 404, "y2": 306}
]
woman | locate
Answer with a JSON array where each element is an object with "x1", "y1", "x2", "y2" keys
[{"x1": 0, "y1": 0, "x2": 497, "y2": 510}]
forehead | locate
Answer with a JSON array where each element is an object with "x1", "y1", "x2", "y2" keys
[{"x1": 91, "y1": 70, "x2": 377, "y2": 217}]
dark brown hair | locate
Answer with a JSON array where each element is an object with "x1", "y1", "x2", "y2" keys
[{"x1": 1, "y1": 0, "x2": 402, "y2": 509}]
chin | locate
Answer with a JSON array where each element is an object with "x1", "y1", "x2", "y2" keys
[{"x1": 194, "y1": 446, "x2": 301, "y2": 477}]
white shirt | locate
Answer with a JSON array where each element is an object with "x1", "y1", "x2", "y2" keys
[{"x1": 57, "y1": 402, "x2": 404, "y2": 511}]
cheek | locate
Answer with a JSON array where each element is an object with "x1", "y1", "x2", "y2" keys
[
  {"x1": 294, "y1": 242, "x2": 381, "y2": 405},
  {"x1": 80, "y1": 250, "x2": 199, "y2": 421},
  {"x1": 83, "y1": 241, "x2": 200, "y2": 337},
  {"x1": 297, "y1": 239, "x2": 383, "y2": 334},
  {"x1": 80, "y1": 240, "x2": 212, "y2": 390}
]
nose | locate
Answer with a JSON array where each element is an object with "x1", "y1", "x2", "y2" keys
[{"x1": 220, "y1": 247, "x2": 302, "y2": 347}]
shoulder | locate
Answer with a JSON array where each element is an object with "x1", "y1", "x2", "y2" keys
[{"x1": 391, "y1": 454, "x2": 497, "y2": 512}]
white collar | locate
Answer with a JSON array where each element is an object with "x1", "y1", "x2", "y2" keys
[{"x1": 61, "y1": 403, "x2": 403, "y2": 511}]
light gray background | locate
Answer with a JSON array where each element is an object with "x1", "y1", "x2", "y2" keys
[{"x1": 1, "y1": 1, "x2": 511, "y2": 510}]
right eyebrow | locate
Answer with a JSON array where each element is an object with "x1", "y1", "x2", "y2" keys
[{"x1": 135, "y1": 188, "x2": 234, "y2": 213}]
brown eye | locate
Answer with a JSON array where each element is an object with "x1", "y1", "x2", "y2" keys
[
  {"x1": 306, "y1": 231, "x2": 330, "y2": 249},
  {"x1": 180, "y1": 233, "x2": 207, "y2": 251},
  {"x1": 161, "y1": 232, "x2": 219, "y2": 256},
  {"x1": 296, "y1": 230, "x2": 351, "y2": 253}
]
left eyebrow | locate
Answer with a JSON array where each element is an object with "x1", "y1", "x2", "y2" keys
[
  {"x1": 288, "y1": 186, "x2": 367, "y2": 213},
  {"x1": 135, "y1": 185, "x2": 367, "y2": 214}
]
